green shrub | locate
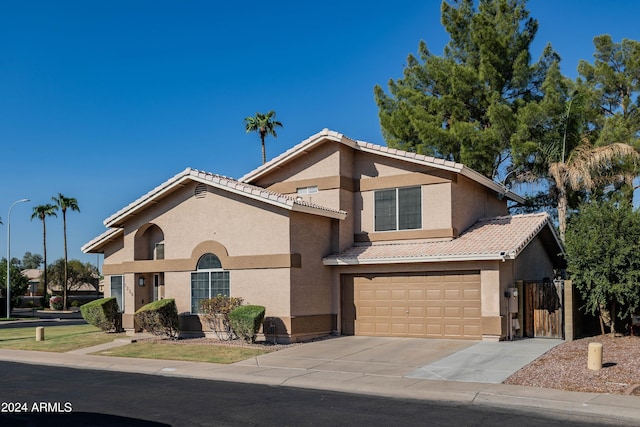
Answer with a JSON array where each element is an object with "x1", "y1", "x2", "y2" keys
[
  {"x1": 134, "y1": 299, "x2": 179, "y2": 339},
  {"x1": 80, "y1": 297, "x2": 122, "y2": 332},
  {"x1": 49, "y1": 295, "x2": 63, "y2": 310},
  {"x1": 70, "y1": 300, "x2": 81, "y2": 308},
  {"x1": 200, "y1": 296, "x2": 243, "y2": 334},
  {"x1": 228, "y1": 305, "x2": 265, "y2": 343}
]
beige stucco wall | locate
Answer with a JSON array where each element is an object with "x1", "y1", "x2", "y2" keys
[
  {"x1": 121, "y1": 183, "x2": 291, "y2": 259},
  {"x1": 255, "y1": 141, "x2": 342, "y2": 187},
  {"x1": 451, "y1": 175, "x2": 508, "y2": 234},
  {"x1": 513, "y1": 236, "x2": 555, "y2": 281},
  {"x1": 289, "y1": 211, "x2": 334, "y2": 317},
  {"x1": 100, "y1": 181, "x2": 297, "y2": 329}
]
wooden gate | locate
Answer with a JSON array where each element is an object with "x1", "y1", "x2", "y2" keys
[{"x1": 524, "y1": 280, "x2": 563, "y2": 339}]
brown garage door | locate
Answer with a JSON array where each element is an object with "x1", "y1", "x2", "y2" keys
[{"x1": 344, "y1": 272, "x2": 481, "y2": 339}]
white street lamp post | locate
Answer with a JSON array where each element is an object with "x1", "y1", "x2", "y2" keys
[{"x1": 6, "y1": 198, "x2": 29, "y2": 319}]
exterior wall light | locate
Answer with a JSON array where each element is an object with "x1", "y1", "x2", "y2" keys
[{"x1": 138, "y1": 277, "x2": 146, "y2": 287}]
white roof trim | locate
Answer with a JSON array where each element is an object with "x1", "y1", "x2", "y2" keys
[{"x1": 81, "y1": 227, "x2": 123, "y2": 254}]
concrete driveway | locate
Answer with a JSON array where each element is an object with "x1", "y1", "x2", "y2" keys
[{"x1": 236, "y1": 336, "x2": 562, "y2": 384}]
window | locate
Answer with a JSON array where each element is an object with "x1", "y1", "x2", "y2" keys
[
  {"x1": 374, "y1": 186, "x2": 421, "y2": 231},
  {"x1": 154, "y1": 243, "x2": 165, "y2": 260},
  {"x1": 191, "y1": 253, "x2": 229, "y2": 313},
  {"x1": 110, "y1": 276, "x2": 124, "y2": 313},
  {"x1": 296, "y1": 186, "x2": 318, "y2": 195}
]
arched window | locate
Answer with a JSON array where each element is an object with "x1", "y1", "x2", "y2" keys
[
  {"x1": 191, "y1": 253, "x2": 229, "y2": 314},
  {"x1": 197, "y1": 253, "x2": 222, "y2": 270}
]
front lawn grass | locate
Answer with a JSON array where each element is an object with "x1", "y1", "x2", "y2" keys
[
  {"x1": 92, "y1": 341, "x2": 268, "y2": 364},
  {"x1": 0, "y1": 325, "x2": 125, "y2": 352}
]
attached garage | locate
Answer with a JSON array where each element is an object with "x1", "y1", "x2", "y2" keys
[{"x1": 341, "y1": 272, "x2": 481, "y2": 339}]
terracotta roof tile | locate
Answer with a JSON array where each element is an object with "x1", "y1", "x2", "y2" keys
[{"x1": 323, "y1": 213, "x2": 559, "y2": 264}]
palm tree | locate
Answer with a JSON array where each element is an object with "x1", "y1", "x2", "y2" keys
[
  {"x1": 52, "y1": 194, "x2": 80, "y2": 310},
  {"x1": 549, "y1": 142, "x2": 639, "y2": 241},
  {"x1": 244, "y1": 110, "x2": 283, "y2": 164},
  {"x1": 30, "y1": 204, "x2": 57, "y2": 296}
]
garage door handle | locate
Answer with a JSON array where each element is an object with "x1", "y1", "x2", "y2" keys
[{"x1": 406, "y1": 311, "x2": 409, "y2": 314}]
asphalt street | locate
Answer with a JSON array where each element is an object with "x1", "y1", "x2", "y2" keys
[{"x1": 0, "y1": 362, "x2": 624, "y2": 427}]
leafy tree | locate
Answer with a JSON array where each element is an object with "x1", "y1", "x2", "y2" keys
[
  {"x1": 51, "y1": 194, "x2": 80, "y2": 310},
  {"x1": 31, "y1": 204, "x2": 57, "y2": 292},
  {"x1": 577, "y1": 35, "x2": 640, "y2": 149},
  {"x1": 0, "y1": 258, "x2": 29, "y2": 311},
  {"x1": 244, "y1": 110, "x2": 283, "y2": 164},
  {"x1": 374, "y1": 0, "x2": 563, "y2": 179},
  {"x1": 565, "y1": 199, "x2": 640, "y2": 334},
  {"x1": 21, "y1": 252, "x2": 43, "y2": 270},
  {"x1": 46, "y1": 259, "x2": 99, "y2": 297}
]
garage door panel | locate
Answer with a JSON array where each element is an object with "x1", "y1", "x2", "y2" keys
[
  {"x1": 444, "y1": 289, "x2": 463, "y2": 300},
  {"x1": 425, "y1": 307, "x2": 443, "y2": 317},
  {"x1": 464, "y1": 307, "x2": 481, "y2": 317},
  {"x1": 426, "y1": 289, "x2": 443, "y2": 300},
  {"x1": 444, "y1": 306, "x2": 463, "y2": 318},
  {"x1": 407, "y1": 289, "x2": 425, "y2": 299},
  {"x1": 353, "y1": 273, "x2": 481, "y2": 339}
]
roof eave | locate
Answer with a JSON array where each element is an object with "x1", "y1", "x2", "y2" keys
[
  {"x1": 104, "y1": 171, "x2": 193, "y2": 228},
  {"x1": 292, "y1": 204, "x2": 347, "y2": 220},
  {"x1": 459, "y1": 167, "x2": 526, "y2": 204},
  {"x1": 82, "y1": 228, "x2": 124, "y2": 254}
]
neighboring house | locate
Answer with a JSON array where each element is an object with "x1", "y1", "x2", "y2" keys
[
  {"x1": 21, "y1": 269, "x2": 43, "y2": 296},
  {"x1": 82, "y1": 129, "x2": 564, "y2": 342}
]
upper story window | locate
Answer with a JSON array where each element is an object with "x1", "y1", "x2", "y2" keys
[
  {"x1": 154, "y1": 243, "x2": 165, "y2": 260},
  {"x1": 296, "y1": 186, "x2": 318, "y2": 195},
  {"x1": 374, "y1": 186, "x2": 422, "y2": 231}
]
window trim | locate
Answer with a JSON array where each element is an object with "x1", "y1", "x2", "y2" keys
[
  {"x1": 373, "y1": 186, "x2": 422, "y2": 232},
  {"x1": 110, "y1": 275, "x2": 124, "y2": 313},
  {"x1": 296, "y1": 185, "x2": 318, "y2": 195},
  {"x1": 191, "y1": 254, "x2": 230, "y2": 314}
]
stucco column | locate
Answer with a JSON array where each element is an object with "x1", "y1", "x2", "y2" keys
[{"x1": 480, "y1": 264, "x2": 502, "y2": 340}]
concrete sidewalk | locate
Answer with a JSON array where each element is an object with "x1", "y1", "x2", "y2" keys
[{"x1": 0, "y1": 336, "x2": 638, "y2": 423}]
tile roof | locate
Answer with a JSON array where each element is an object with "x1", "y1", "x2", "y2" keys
[
  {"x1": 323, "y1": 213, "x2": 562, "y2": 265},
  {"x1": 103, "y1": 167, "x2": 346, "y2": 228},
  {"x1": 240, "y1": 128, "x2": 524, "y2": 204}
]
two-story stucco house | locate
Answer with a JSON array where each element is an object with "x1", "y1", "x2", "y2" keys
[{"x1": 83, "y1": 129, "x2": 564, "y2": 342}]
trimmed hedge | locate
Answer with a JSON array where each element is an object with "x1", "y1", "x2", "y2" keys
[
  {"x1": 228, "y1": 305, "x2": 265, "y2": 343},
  {"x1": 80, "y1": 297, "x2": 122, "y2": 332},
  {"x1": 200, "y1": 296, "x2": 243, "y2": 333},
  {"x1": 134, "y1": 299, "x2": 179, "y2": 339}
]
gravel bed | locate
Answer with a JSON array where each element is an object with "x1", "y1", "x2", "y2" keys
[{"x1": 504, "y1": 334, "x2": 640, "y2": 395}]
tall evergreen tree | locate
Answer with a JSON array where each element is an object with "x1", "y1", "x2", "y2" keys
[
  {"x1": 577, "y1": 35, "x2": 640, "y2": 149},
  {"x1": 374, "y1": 0, "x2": 562, "y2": 180}
]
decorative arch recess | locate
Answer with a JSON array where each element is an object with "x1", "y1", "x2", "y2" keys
[
  {"x1": 190, "y1": 240, "x2": 229, "y2": 269},
  {"x1": 134, "y1": 223, "x2": 165, "y2": 260}
]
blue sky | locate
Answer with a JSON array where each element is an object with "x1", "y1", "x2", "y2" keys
[{"x1": 1, "y1": 0, "x2": 639, "y2": 270}]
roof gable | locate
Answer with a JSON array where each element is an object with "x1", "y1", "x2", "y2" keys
[
  {"x1": 240, "y1": 129, "x2": 525, "y2": 204},
  {"x1": 103, "y1": 168, "x2": 347, "y2": 229}
]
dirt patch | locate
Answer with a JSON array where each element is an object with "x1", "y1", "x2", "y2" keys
[{"x1": 505, "y1": 334, "x2": 640, "y2": 395}]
